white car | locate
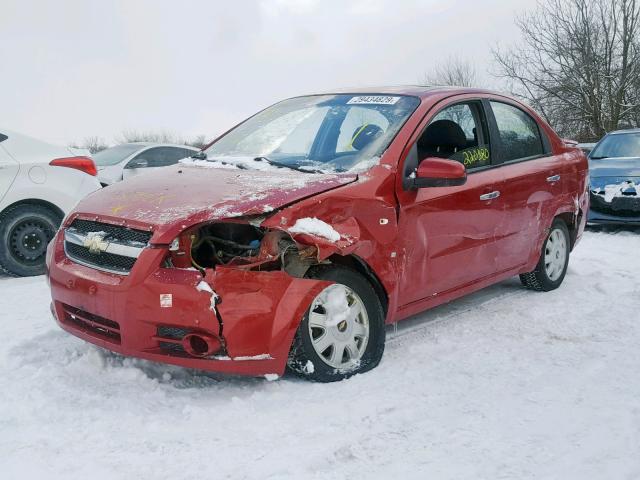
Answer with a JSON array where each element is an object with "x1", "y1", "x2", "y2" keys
[
  {"x1": 0, "y1": 128, "x2": 102, "y2": 276},
  {"x1": 94, "y1": 143, "x2": 199, "y2": 186}
]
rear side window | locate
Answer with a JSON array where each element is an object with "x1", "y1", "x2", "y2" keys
[
  {"x1": 0, "y1": 133, "x2": 7, "y2": 143},
  {"x1": 490, "y1": 101, "x2": 544, "y2": 161},
  {"x1": 133, "y1": 147, "x2": 191, "y2": 167}
]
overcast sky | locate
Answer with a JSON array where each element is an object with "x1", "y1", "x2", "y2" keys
[{"x1": 1, "y1": 0, "x2": 538, "y2": 146}]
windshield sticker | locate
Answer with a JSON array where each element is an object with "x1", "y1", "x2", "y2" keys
[{"x1": 347, "y1": 96, "x2": 400, "y2": 105}]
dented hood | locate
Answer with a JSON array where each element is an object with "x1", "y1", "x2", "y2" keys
[{"x1": 72, "y1": 164, "x2": 357, "y2": 243}]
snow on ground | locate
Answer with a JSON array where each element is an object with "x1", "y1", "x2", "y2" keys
[{"x1": 1, "y1": 229, "x2": 640, "y2": 479}]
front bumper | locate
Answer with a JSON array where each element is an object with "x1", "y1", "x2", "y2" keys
[
  {"x1": 47, "y1": 232, "x2": 330, "y2": 377},
  {"x1": 587, "y1": 209, "x2": 640, "y2": 225},
  {"x1": 588, "y1": 194, "x2": 640, "y2": 224}
]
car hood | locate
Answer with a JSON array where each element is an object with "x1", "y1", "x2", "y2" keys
[
  {"x1": 589, "y1": 157, "x2": 640, "y2": 178},
  {"x1": 71, "y1": 164, "x2": 357, "y2": 243}
]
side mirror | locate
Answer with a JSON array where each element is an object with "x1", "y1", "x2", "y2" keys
[
  {"x1": 126, "y1": 158, "x2": 148, "y2": 169},
  {"x1": 411, "y1": 157, "x2": 467, "y2": 188}
]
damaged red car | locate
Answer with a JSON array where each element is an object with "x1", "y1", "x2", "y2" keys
[{"x1": 46, "y1": 87, "x2": 589, "y2": 382}]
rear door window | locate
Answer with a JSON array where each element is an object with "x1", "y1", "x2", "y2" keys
[
  {"x1": 160, "y1": 147, "x2": 193, "y2": 165},
  {"x1": 490, "y1": 101, "x2": 544, "y2": 162},
  {"x1": 130, "y1": 147, "x2": 191, "y2": 168}
]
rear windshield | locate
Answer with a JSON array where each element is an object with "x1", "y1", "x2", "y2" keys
[
  {"x1": 93, "y1": 144, "x2": 143, "y2": 166},
  {"x1": 591, "y1": 133, "x2": 640, "y2": 159}
]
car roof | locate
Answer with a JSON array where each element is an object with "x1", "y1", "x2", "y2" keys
[
  {"x1": 311, "y1": 85, "x2": 497, "y2": 99},
  {"x1": 119, "y1": 142, "x2": 198, "y2": 150},
  {"x1": 607, "y1": 128, "x2": 640, "y2": 135}
]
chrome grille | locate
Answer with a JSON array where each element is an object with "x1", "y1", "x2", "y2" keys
[
  {"x1": 63, "y1": 219, "x2": 151, "y2": 274},
  {"x1": 69, "y1": 219, "x2": 152, "y2": 245}
]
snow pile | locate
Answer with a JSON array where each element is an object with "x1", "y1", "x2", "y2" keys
[
  {"x1": 289, "y1": 217, "x2": 341, "y2": 242},
  {"x1": 180, "y1": 155, "x2": 282, "y2": 172},
  {"x1": 85, "y1": 230, "x2": 107, "y2": 239},
  {"x1": 178, "y1": 158, "x2": 239, "y2": 170},
  {"x1": 2, "y1": 230, "x2": 640, "y2": 479}
]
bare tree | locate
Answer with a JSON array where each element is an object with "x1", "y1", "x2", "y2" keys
[
  {"x1": 185, "y1": 134, "x2": 208, "y2": 149},
  {"x1": 69, "y1": 136, "x2": 109, "y2": 154},
  {"x1": 421, "y1": 56, "x2": 478, "y2": 87},
  {"x1": 116, "y1": 129, "x2": 208, "y2": 148},
  {"x1": 116, "y1": 129, "x2": 185, "y2": 145},
  {"x1": 493, "y1": 0, "x2": 640, "y2": 141}
]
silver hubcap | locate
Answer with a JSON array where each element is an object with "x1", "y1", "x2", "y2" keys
[
  {"x1": 308, "y1": 284, "x2": 370, "y2": 369},
  {"x1": 544, "y1": 228, "x2": 567, "y2": 281}
]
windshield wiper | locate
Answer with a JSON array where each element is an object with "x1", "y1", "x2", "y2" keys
[
  {"x1": 254, "y1": 156, "x2": 322, "y2": 173},
  {"x1": 190, "y1": 152, "x2": 248, "y2": 169},
  {"x1": 590, "y1": 155, "x2": 609, "y2": 159}
]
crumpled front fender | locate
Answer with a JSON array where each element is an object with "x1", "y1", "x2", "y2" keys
[{"x1": 208, "y1": 267, "x2": 332, "y2": 371}]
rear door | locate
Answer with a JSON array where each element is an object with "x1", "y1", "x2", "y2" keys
[
  {"x1": 486, "y1": 99, "x2": 562, "y2": 272},
  {"x1": 396, "y1": 99, "x2": 504, "y2": 306},
  {"x1": 0, "y1": 134, "x2": 19, "y2": 203}
]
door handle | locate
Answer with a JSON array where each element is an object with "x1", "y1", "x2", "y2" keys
[
  {"x1": 479, "y1": 191, "x2": 500, "y2": 201},
  {"x1": 547, "y1": 174, "x2": 561, "y2": 183}
]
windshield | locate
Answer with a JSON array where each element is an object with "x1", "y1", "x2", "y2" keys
[
  {"x1": 590, "y1": 133, "x2": 640, "y2": 159},
  {"x1": 93, "y1": 144, "x2": 144, "y2": 166},
  {"x1": 202, "y1": 94, "x2": 420, "y2": 173}
]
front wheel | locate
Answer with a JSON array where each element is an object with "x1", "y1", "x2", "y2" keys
[
  {"x1": 287, "y1": 265, "x2": 385, "y2": 382},
  {"x1": 520, "y1": 219, "x2": 570, "y2": 292}
]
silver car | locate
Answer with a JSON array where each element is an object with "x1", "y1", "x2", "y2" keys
[{"x1": 95, "y1": 143, "x2": 199, "y2": 186}]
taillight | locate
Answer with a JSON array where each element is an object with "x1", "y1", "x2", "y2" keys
[{"x1": 49, "y1": 156, "x2": 97, "y2": 176}]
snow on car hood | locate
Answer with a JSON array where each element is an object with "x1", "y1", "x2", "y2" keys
[{"x1": 71, "y1": 164, "x2": 357, "y2": 243}]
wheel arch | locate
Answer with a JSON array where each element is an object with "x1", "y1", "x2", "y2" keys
[
  {"x1": 555, "y1": 209, "x2": 582, "y2": 250},
  {"x1": 326, "y1": 253, "x2": 389, "y2": 317},
  {"x1": 0, "y1": 198, "x2": 64, "y2": 221}
]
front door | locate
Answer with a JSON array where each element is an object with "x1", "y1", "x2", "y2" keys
[{"x1": 396, "y1": 100, "x2": 504, "y2": 307}]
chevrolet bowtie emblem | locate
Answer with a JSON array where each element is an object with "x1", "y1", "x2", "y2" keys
[{"x1": 83, "y1": 233, "x2": 109, "y2": 254}]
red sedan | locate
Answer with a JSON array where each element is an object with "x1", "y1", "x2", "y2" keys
[{"x1": 46, "y1": 87, "x2": 589, "y2": 382}]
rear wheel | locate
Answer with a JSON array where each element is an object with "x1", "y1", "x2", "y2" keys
[
  {"x1": 288, "y1": 265, "x2": 385, "y2": 382},
  {"x1": 0, "y1": 204, "x2": 61, "y2": 276},
  {"x1": 520, "y1": 219, "x2": 570, "y2": 292}
]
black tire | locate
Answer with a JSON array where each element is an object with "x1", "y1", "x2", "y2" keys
[
  {"x1": 287, "y1": 264, "x2": 385, "y2": 382},
  {"x1": 0, "y1": 204, "x2": 61, "y2": 276},
  {"x1": 520, "y1": 219, "x2": 570, "y2": 292}
]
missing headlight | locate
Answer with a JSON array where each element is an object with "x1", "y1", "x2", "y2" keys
[{"x1": 191, "y1": 223, "x2": 264, "y2": 268}]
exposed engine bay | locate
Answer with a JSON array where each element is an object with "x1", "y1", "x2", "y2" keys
[
  {"x1": 190, "y1": 223, "x2": 264, "y2": 268},
  {"x1": 168, "y1": 222, "x2": 319, "y2": 277}
]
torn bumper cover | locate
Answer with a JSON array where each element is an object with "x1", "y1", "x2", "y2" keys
[{"x1": 47, "y1": 234, "x2": 331, "y2": 377}]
